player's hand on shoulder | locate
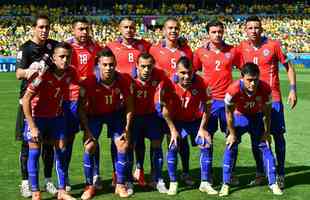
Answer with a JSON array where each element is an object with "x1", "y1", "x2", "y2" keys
[{"x1": 25, "y1": 62, "x2": 41, "y2": 80}]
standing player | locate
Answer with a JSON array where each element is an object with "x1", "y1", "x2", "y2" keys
[
  {"x1": 219, "y1": 62, "x2": 282, "y2": 196},
  {"x1": 107, "y1": 17, "x2": 151, "y2": 74},
  {"x1": 130, "y1": 53, "x2": 171, "y2": 193},
  {"x1": 15, "y1": 14, "x2": 58, "y2": 197},
  {"x1": 65, "y1": 18, "x2": 102, "y2": 191},
  {"x1": 78, "y1": 49, "x2": 134, "y2": 199},
  {"x1": 150, "y1": 17, "x2": 194, "y2": 185},
  {"x1": 22, "y1": 42, "x2": 77, "y2": 200},
  {"x1": 162, "y1": 57, "x2": 217, "y2": 195},
  {"x1": 236, "y1": 16, "x2": 297, "y2": 188},
  {"x1": 193, "y1": 20, "x2": 240, "y2": 185},
  {"x1": 107, "y1": 17, "x2": 151, "y2": 186}
]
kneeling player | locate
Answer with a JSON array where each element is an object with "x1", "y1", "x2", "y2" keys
[
  {"x1": 162, "y1": 57, "x2": 217, "y2": 195},
  {"x1": 219, "y1": 63, "x2": 282, "y2": 196},
  {"x1": 78, "y1": 49, "x2": 134, "y2": 199},
  {"x1": 22, "y1": 43, "x2": 76, "y2": 200}
]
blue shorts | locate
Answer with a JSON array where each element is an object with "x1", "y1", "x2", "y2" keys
[
  {"x1": 132, "y1": 113, "x2": 163, "y2": 143},
  {"x1": 23, "y1": 116, "x2": 65, "y2": 142},
  {"x1": 88, "y1": 110, "x2": 125, "y2": 140},
  {"x1": 206, "y1": 100, "x2": 227, "y2": 134},
  {"x1": 271, "y1": 101, "x2": 286, "y2": 135},
  {"x1": 175, "y1": 119, "x2": 202, "y2": 146},
  {"x1": 233, "y1": 113, "x2": 264, "y2": 144},
  {"x1": 63, "y1": 100, "x2": 80, "y2": 136}
]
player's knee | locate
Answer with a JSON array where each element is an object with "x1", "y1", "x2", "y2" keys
[
  {"x1": 115, "y1": 140, "x2": 128, "y2": 153},
  {"x1": 21, "y1": 141, "x2": 29, "y2": 157},
  {"x1": 151, "y1": 140, "x2": 161, "y2": 148},
  {"x1": 28, "y1": 142, "x2": 40, "y2": 149},
  {"x1": 274, "y1": 134, "x2": 286, "y2": 146},
  {"x1": 54, "y1": 139, "x2": 66, "y2": 149},
  {"x1": 84, "y1": 141, "x2": 96, "y2": 154}
]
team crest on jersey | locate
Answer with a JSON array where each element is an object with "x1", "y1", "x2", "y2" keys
[
  {"x1": 115, "y1": 88, "x2": 121, "y2": 94},
  {"x1": 46, "y1": 43, "x2": 52, "y2": 50},
  {"x1": 180, "y1": 51, "x2": 186, "y2": 57},
  {"x1": 17, "y1": 51, "x2": 23, "y2": 60},
  {"x1": 66, "y1": 77, "x2": 71, "y2": 84},
  {"x1": 160, "y1": 51, "x2": 165, "y2": 55},
  {"x1": 256, "y1": 96, "x2": 262, "y2": 102},
  {"x1": 263, "y1": 49, "x2": 270, "y2": 57},
  {"x1": 89, "y1": 46, "x2": 94, "y2": 53},
  {"x1": 138, "y1": 44, "x2": 144, "y2": 52},
  {"x1": 192, "y1": 89, "x2": 198, "y2": 95},
  {"x1": 152, "y1": 80, "x2": 158, "y2": 87},
  {"x1": 225, "y1": 52, "x2": 231, "y2": 59},
  {"x1": 48, "y1": 80, "x2": 53, "y2": 85}
]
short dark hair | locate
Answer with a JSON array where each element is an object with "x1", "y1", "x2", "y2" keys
[
  {"x1": 32, "y1": 13, "x2": 49, "y2": 27},
  {"x1": 241, "y1": 62, "x2": 260, "y2": 77},
  {"x1": 72, "y1": 17, "x2": 90, "y2": 27},
  {"x1": 206, "y1": 20, "x2": 224, "y2": 32},
  {"x1": 163, "y1": 17, "x2": 179, "y2": 27},
  {"x1": 137, "y1": 53, "x2": 155, "y2": 64},
  {"x1": 176, "y1": 56, "x2": 192, "y2": 70},
  {"x1": 245, "y1": 16, "x2": 261, "y2": 24},
  {"x1": 119, "y1": 17, "x2": 135, "y2": 24},
  {"x1": 53, "y1": 42, "x2": 72, "y2": 53},
  {"x1": 95, "y1": 48, "x2": 115, "y2": 64}
]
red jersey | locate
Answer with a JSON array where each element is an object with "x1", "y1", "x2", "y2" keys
[
  {"x1": 133, "y1": 68, "x2": 172, "y2": 115},
  {"x1": 67, "y1": 38, "x2": 102, "y2": 101},
  {"x1": 149, "y1": 41, "x2": 193, "y2": 77},
  {"x1": 107, "y1": 38, "x2": 151, "y2": 74},
  {"x1": 193, "y1": 44, "x2": 239, "y2": 100},
  {"x1": 83, "y1": 72, "x2": 134, "y2": 115},
  {"x1": 236, "y1": 38, "x2": 288, "y2": 101},
  {"x1": 168, "y1": 75, "x2": 211, "y2": 122},
  {"x1": 27, "y1": 66, "x2": 77, "y2": 117},
  {"x1": 224, "y1": 79, "x2": 272, "y2": 115}
]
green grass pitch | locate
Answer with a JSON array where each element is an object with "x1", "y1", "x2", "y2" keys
[{"x1": 0, "y1": 70, "x2": 309, "y2": 199}]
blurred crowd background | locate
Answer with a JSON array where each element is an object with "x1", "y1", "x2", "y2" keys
[{"x1": 0, "y1": 0, "x2": 309, "y2": 56}]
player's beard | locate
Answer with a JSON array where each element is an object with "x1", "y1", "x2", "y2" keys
[{"x1": 141, "y1": 74, "x2": 150, "y2": 82}]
